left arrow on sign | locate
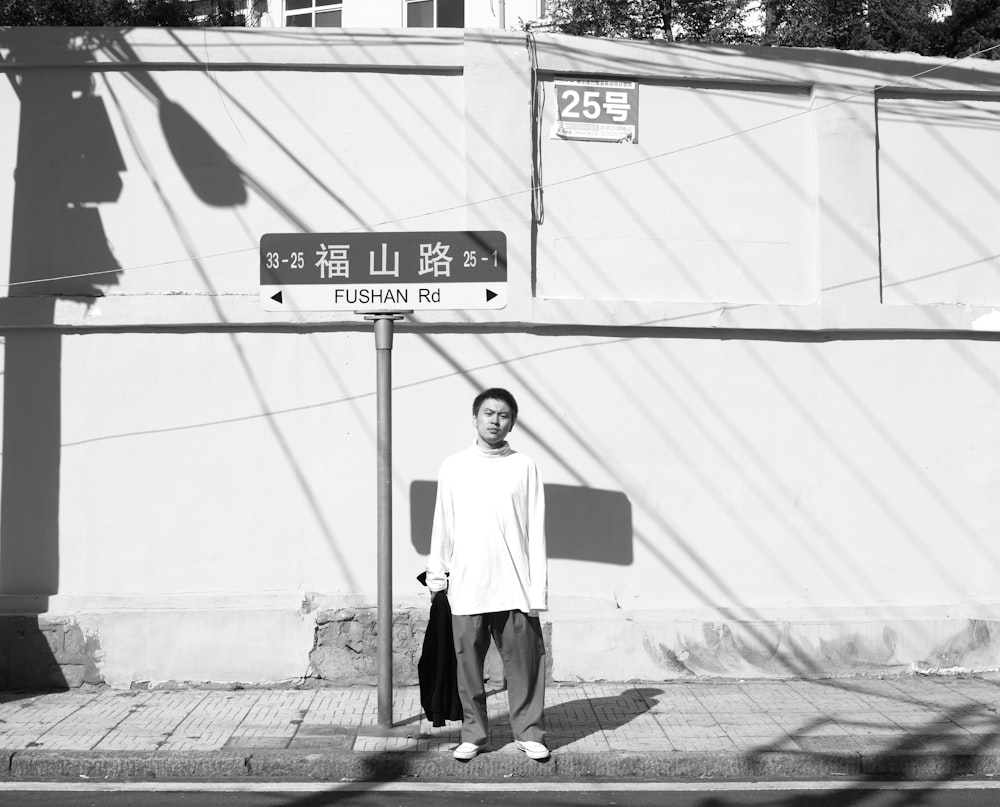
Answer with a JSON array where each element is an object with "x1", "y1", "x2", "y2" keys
[{"x1": 271, "y1": 291, "x2": 283, "y2": 304}]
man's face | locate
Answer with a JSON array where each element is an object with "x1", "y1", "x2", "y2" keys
[{"x1": 474, "y1": 398, "x2": 515, "y2": 448}]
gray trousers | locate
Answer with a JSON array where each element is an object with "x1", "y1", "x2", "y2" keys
[{"x1": 451, "y1": 610, "x2": 546, "y2": 746}]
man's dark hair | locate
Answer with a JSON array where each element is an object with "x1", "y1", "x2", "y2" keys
[{"x1": 472, "y1": 388, "x2": 519, "y2": 423}]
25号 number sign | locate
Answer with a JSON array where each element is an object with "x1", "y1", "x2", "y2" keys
[{"x1": 552, "y1": 77, "x2": 638, "y2": 144}]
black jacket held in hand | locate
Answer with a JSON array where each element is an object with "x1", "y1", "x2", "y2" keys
[{"x1": 417, "y1": 572, "x2": 463, "y2": 727}]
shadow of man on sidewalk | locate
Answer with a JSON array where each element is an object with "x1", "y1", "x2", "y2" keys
[
  {"x1": 525, "y1": 686, "x2": 665, "y2": 751},
  {"x1": 271, "y1": 687, "x2": 668, "y2": 807}
]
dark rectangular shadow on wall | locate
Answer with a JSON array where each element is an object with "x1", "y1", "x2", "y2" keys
[{"x1": 410, "y1": 481, "x2": 633, "y2": 565}]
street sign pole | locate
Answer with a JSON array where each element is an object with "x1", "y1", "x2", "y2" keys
[
  {"x1": 260, "y1": 230, "x2": 508, "y2": 730},
  {"x1": 365, "y1": 311, "x2": 408, "y2": 729}
]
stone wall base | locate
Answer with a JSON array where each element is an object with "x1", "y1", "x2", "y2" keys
[
  {"x1": 1, "y1": 610, "x2": 996, "y2": 689},
  {"x1": 307, "y1": 607, "x2": 554, "y2": 688},
  {"x1": 0, "y1": 610, "x2": 553, "y2": 690},
  {"x1": 0, "y1": 616, "x2": 102, "y2": 689}
]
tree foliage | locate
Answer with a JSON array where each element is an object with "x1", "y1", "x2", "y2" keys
[
  {"x1": 763, "y1": 0, "x2": 953, "y2": 52},
  {"x1": 538, "y1": 0, "x2": 1000, "y2": 59},
  {"x1": 0, "y1": 0, "x2": 244, "y2": 26},
  {"x1": 672, "y1": 0, "x2": 758, "y2": 43},
  {"x1": 543, "y1": 0, "x2": 670, "y2": 38},
  {"x1": 945, "y1": 0, "x2": 1000, "y2": 58}
]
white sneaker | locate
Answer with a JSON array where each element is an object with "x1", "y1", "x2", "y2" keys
[
  {"x1": 515, "y1": 740, "x2": 550, "y2": 760},
  {"x1": 453, "y1": 742, "x2": 485, "y2": 760}
]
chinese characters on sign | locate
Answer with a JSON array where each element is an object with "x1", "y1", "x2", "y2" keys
[
  {"x1": 552, "y1": 77, "x2": 638, "y2": 144},
  {"x1": 260, "y1": 231, "x2": 507, "y2": 312}
]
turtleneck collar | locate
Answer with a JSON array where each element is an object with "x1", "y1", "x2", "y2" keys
[{"x1": 474, "y1": 440, "x2": 512, "y2": 457}]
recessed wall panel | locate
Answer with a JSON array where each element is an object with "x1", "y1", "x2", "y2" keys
[
  {"x1": 537, "y1": 82, "x2": 817, "y2": 305},
  {"x1": 878, "y1": 95, "x2": 1000, "y2": 306}
]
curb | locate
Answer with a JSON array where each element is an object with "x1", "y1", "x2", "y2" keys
[{"x1": 5, "y1": 748, "x2": 1000, "y2": 782}]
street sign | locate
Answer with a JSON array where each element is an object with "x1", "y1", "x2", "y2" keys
[{"x1": 260, "y1": 231, "x2": 507, "y2": 312}]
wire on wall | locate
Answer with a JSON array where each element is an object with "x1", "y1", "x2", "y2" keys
[{"x1": 526, "y1": 30, "x2": 544, "y2": 227}]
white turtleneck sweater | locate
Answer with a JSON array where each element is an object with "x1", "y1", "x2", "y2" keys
[{"x1": 425, "y1": 441, "x2": 547, "y2": 616}]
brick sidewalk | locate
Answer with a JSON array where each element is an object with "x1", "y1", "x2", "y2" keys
[{"x1": 2, "y1": 676, "x2": 999, "y2": 781}]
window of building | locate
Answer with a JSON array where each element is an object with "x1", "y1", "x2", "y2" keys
[
  {"x1": 285, "y1": 0, "x2": 342, "y2": 27},
  {"x1": 404, "y1": 0, "x2": 464, "y2": 28}
]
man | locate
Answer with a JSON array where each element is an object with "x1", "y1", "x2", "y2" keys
[{"x1": 425, "y1": 387, "x2": 549, "y2": 761}]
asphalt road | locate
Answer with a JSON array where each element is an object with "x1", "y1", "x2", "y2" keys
[{"x1": 4, "y1": 782, "x2": 1000, "y2": 807}]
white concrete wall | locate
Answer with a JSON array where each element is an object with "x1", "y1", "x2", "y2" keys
[{"x1": 1, "y1": 28, "x2": 1000, "y2": 685}]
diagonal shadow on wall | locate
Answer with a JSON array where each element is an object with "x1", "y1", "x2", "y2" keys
[
  {"x1": 409, "y1": 480, "x2": 633, "y2": 565},
  {"x1": 0, "y1": 29, "x2": 127, "y2": 606},
  {"x1": 0, "y1": 28, "x2": 246, "y2": 690}
]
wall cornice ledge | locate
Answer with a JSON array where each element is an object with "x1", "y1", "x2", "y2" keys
[
  {"x1": 1, "y1": 294, "x2": 999, "y2": 336},
  {"x1": 0, "y1": 26, "x2": 466, "y2": 72}
]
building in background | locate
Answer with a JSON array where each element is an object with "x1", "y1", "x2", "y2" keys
[{"x1": 186, "y1": 0, "x2": 546, "y2": 29}]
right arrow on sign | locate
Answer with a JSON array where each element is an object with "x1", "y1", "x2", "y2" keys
[{"x1": 486, "y1": 289, "x2": 498, "y2": 302}]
